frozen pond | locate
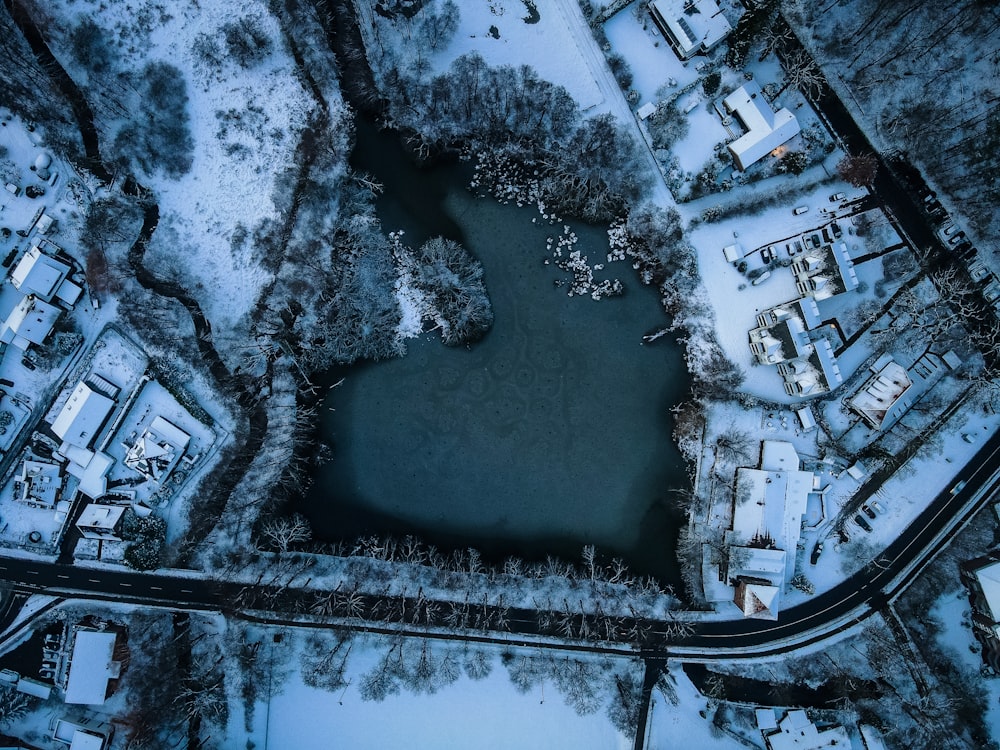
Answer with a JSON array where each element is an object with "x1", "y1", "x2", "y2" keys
[{"x1": 299, "y1": 120, "x2": 691, "y2": 582}]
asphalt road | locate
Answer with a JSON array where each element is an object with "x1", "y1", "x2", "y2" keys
[
  {"x1": 674, "y1": 427, "x2": 1000, "y2": 655},
  {"x1": 0, "y1": 425, "x2": 996, "y2": 661}
]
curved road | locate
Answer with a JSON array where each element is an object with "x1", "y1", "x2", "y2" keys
[{"x1": 0, "y1": 427, "x2": 996, "y2": 661}]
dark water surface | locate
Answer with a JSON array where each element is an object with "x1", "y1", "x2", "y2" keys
[{"x1": 298, "y1": 120, "x2": 692, "y2": 583}]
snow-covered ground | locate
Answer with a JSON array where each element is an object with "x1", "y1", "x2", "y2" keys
[{"x1": 33, "y1": 0, "x2": 319, "y2": 362}]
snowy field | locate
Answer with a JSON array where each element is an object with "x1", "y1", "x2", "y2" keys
[
  {"x1": 428, "y1": 0, "x2": 602, "y2": 109},
  {"x1": 33, "y1": 0, "x2": 319, "y2": 360}
]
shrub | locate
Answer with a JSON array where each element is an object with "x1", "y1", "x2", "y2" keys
[
  {"x1": 223, "y1": 17, "x2": 273, "y2": 68},
  {"x1": 702, "y1": 71, "x2": 721, "y2": 97}
]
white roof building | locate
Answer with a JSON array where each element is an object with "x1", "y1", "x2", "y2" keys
[
  {"x1": 10, "y1": 244, "x2": 72, "y2": 302},
  {"x1": 51, "y1": 382, "x2": 115, "y2": 450},
  {"x1": 64, "y1": 630, "x2": 120, "y2": 705},
  {"x1": 0, "y1": 294, "x2": 61, "y2": 349},
  {"x1": 723, "y1": 82, "x2": 800, "y2": 170},
  {"x1": 16, "y1": 459, "x2": 63, "y2": 506},
  {"x1": 847, "y1": 357, "x2": 913, "y2": 430},
  {"x1": 648, "y1": 0, "x2": 732, "y2": 59},
  {"x1": 124, "y1": 416, "x2": 191, "y2": 484},
  {"x1": 763, "y1": 709, "x2": 851, "y2": 750},
  {"x1": 731, "y1": 547, "x2": 786, "y2": 620},
  {"x1": 62, "y1": 449, "x2": 114, "y2": 499},
  {"x1": 730, "y1": 441, "x2": 813, "y2": 585},
  {"x1": 75, "y1": 503, "x2": 125, "y2": 540}
]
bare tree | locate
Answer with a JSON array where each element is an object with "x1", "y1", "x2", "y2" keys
[
  {"x1": 837, "y1": 152, "x2": 879, "y2": 187},
  {"x1": 775, "y1": 48, "x2": 825, "y2": 99},
  {"x1": 260, "y1": 513, "x2": 312, "y2": 553}
]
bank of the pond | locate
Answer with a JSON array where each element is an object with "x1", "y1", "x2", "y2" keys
[{"x1": 296, "y1": 120, "x2": 692, "y2": 586}]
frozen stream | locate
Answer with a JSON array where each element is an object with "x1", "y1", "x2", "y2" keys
[{"x1": 299, "y1": 121, "x2": 691, "y2": 582}]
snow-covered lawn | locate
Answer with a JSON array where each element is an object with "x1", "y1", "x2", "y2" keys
[
  {"x1": 645, "y1": 666, "x2": 751, "y2": 749},
  {"x1": 429, "y1": 0, "x2": 601, "y2": 109}
]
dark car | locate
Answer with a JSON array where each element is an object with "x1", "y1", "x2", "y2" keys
[
  {"x1": 862, "y1": 504, "x2": 876, "y2": 519},
  {"x1": 810, "y1": 542, "x2": 824, "y2": 565},
  {"x1": 854, "y1": 514, "x2": 873, "y2": 533},
  {"x1": 831, "y1": 222, "x2": 843, "y2": 239},
  {"x1": 21, "y1": 357, "x2": 36, "y2": 371},
  {"x1": 952, "y1": 240, "x2": 972, "y2": 255}
]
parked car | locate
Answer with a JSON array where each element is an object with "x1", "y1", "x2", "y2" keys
[
  {"x1": 940, "y1": 222, "x2": 958, "y2": 237},
  {"x1": 810, "y1": 542, "x2": 824, "y2": 565},
  {"x1": 829, "y1": 192, "x2": 846, "y2": 202},
  {"x1": 952, "y1": 240, "x2": 972, "y2": 255},
  {"x1": 20, "y1": 357, "x2": 36, "y2": 371},
  {"x1": 854, "y1": 514, "x2": 873, "y2": 533},
  {"x1": 949, "y1": 231, "x2": 966, "y2": 245},
  {"x1": 862, "y1": 504, "x2": 876, "y2": 519},
  {"x1": 751, "y1": 270, "x2": 771, "y2": 286},
  {"x1": 831, "y1": 222, "x2": 843, "y2": 239},
  {"x1": 871, "y1": 500, "x2": 885, "y2": 514},
  {"x1": 793, "y1": 205, "x2": 809, "y2": 215},
  {"x1": 761, "y1": 246, "x2": 774, "y2": 263}
]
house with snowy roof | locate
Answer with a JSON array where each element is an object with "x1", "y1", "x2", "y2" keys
[
  {"x1": 52, "y1": 715, "x2": 112, "y2": 750},
  {"x1": 758, "y1": 709, "x2": 851, "y2": 750},
  {"x1": 16, "y1": 458, "x2": 64, "y2": 507},
  {"x1": 847, "y1": 351, "x2": 959, "y2": 431},
  {"x1": 123, "y1": 416, "x2": 190, "y2": 484},
  {"x1": 648, "y1": 0, "x2": 732, "y2": 60},
  {"x1": 75, "y1": 503, "x2": 126, "y2": 541},
  {"x1": 10, "y1": 244, "x2": 81, "y2": 305},
  {"x1": 0, "y1": 294, "x2": 61, "y2": 350},
  {"x1": 749, "y1": 299, "x2": 842, "y2": 398},
  {"x1": 792, "y1": 242, "x2": 858, "y2": 301},
  {"x1": 50, "y1": 381, "x2": 116, "y2": 450},
  {"x1": 720, "y1": 441, "x2": 815, "y2": 619},
  {"x1": 961, "y1": 551, "x2": 1000, "y2": 672},
  {"x1": 63, "y1": 629, "x2": 121, "y2": 705},
  {"x1": 723, "y1": 81, "x2": 800, "y2": 170}
]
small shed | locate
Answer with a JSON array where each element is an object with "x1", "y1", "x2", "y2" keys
[
  {"x1": 723, "y1": 243, "x2": 745, "y2": 263},
  {"x1": 637, "y1": 102, "x2": 657, "y2": 120}
]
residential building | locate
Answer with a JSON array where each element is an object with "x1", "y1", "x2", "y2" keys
[
  {"x1": 50, "y1": 382, "x2": 116, "y2": 450},
  {"x1": 16, "y1": 458, "x2": 63, "y2": 506},
  {"x1": 63, "y1": 629, "x2": 121, "y2": 705},
  {"x1": 847, "y1": 351, "x2": 959, "y2": 431},
  {"x1": 792, "y1": 241, "x2": 858, "y2": 300},
  {"x1": 0, "y1": 294, "x2": 61, "y2": 350},
  {"x1": 10, "y1": 244, "x2": 78, "y2": 304},
  {"x1": 718, "y1": 441, "x2": 815, "y2": 618},
  {"x1": 123, "y1": 416, "x2": 191, "y2": 484},
  {"x1": 648, "y1": 0, "x2": 732, "y2": 60},
  {"x1": 52, "y1": 715, "x2": 111, "y2": 750},
  {"x1": 749, "y1": 299, "x2": 842, "y2": 398},
  {"x1": 960, "y1": 551, "x2": 1000, "y2": 672},
  {"x1": 723, "y1": 82, "x2": 800, "y2": 170},
  {"x1": 75, "y1": 504, "x2": 126, "y2": 541},
  {"x1": 758, "y1": 709, "x2": 851, "y2": 750},
  {"x1": 731, "y1": 547, "x2": 786, "y2": 620}
]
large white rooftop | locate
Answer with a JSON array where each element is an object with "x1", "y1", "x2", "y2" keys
[
  {"x1": 724, "y1": 81, "x2": 800, "y2": 170},
  {"x1": 64, "y1": 630, "x2": 118, "y2": 705}
]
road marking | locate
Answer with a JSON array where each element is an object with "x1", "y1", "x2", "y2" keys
[
  {"x1": 119, "y1": 583, "x2": 132, "y2": 588},
  {"x1": 26, "y1": 570, "x2": 39, "y2": 575},
  {"x1": 57, "y1": 574, "x2": 69, "y2": 579},
  {"x1": 88, "y1": 579, "x2": 100, "y2": 583},
  {"x1": 181, "y1": 589, "x2": 193, "y2": 594},
  {"x1": 150, "y1": 586, "x2": 162, "y2": 591}
]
